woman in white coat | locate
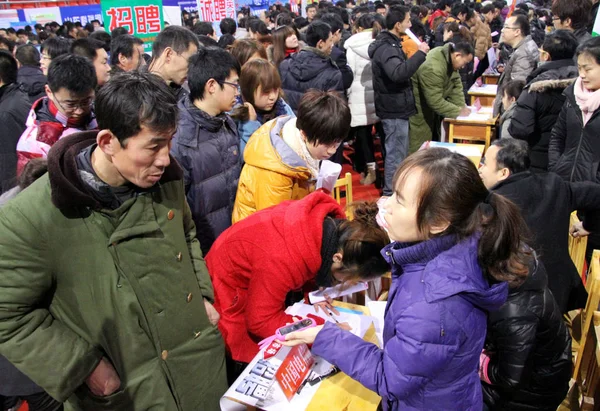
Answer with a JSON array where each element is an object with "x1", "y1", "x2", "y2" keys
[{"x1": 344, "y1": 13, "x2": 384, "y2": 186}]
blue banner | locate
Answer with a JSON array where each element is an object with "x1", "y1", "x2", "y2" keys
[{"x1": 59, "y1": 5, "x2": 103, "y2": 25}]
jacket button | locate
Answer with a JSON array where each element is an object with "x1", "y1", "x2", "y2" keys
[
  {"x1": 194, "y1": 331, "x2": 202, "y2": 339},
  {"x1": 167, "y1": 210, "x2": 175, "y2": 220},
  {"x1": 112, "y1": 242, "x2": 118, "y2": 247},
  {"x1": 176, "y1": 252, "x2": 183, "y2": 262},
  {"x1": 161, "y1": 350, "x2": 168, "y2": 360},
  {"x1": 186, "y1": 293, "x2": 193, "y2": 303}
]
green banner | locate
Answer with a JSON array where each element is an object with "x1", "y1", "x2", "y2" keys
[{"x1": 101, "y1": 0, "x2": 164, "y2": 51}]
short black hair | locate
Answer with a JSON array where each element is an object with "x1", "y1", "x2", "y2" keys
[
  {"x1": 551, "y1": 0, "x2": 591, "y2": 31},
  {"x1": 318, "y1": 13, "x2": 344, "y2": 34},
  {"x1": 70, "y1": 38, "x2": 105, "y2": 61},
  {"x1": 542, "y1": 29, "x2": 578, "y2": 61},
  {"x1": 15, "y1": 44, "x2": 40, "y2": 67},
  {"x1": 40, "y1": 37, "x2": 71, "y2": 59},
  {"x1": 511, "y1": 14, "x2": 530, "y2": 36},
  {"x1": 451, "y1": 41, "x2": 474, "y2": 56},
  {"x1": 152, "y1": 25, "x2": 199, "y2": 58},
  {"x1": 47, "y1": 54, "x2": 97, "y2": 94},
  {"x1": 89, "y1": 30, "x2": 112, "y2": 52},
  {"x1": 451, "y1": 3, "x2": 468, "y2": 17},
  {"x1": 297, "y1": 90, "x2": 351, "y2": 145},
  {"x1": 188, "y1": 46, "x2": 241, "y2": 101},
  {"x1": 220, "y1": 17, "x2": 237, "y2": 35},
  {"x1": 95, "y1": 72, "x2": 178, "y2": 144},
  {"x1": 6, "y1": 28, "x2": 15, "y2": 35},
  {"x1": 375, "y1": 3, "x2": 387, "y2": 11},
  {"x1": 0, "y1": 50, "x2": 18, "y2": 84},
  {"x1": 386, "y1": 5, "x2": 410, "y2": 30},
  {"x1": 481, "y1": 4, "x2": 495, "y2": 14},
  {"x1": 16, "y1": 29, "x2": 27, "y2": 37},
  {"x1": 305, "y1": 21, "x2": 332, "y2": 47},
  {"x1": 492, "y1": 138, "x2": 530, "y2": 174},
  {"x1": 0, "y1": 37, "x2": 14, "y2": 52},
  {"x1": 577, "y1": 36, "x2": 600, "y2": 65},
  {"x1": 110, "y1": 34, "x2": 144, "y2": 66},
  {"x1": 217, "y1": 34, "x2": 236, "y2": 49},
  {"x1": 192, "y1": 21, "x2": 214, "y2": 36},
  {"x1": 111, "y1": 27, "x2": 129, "y2": 38},
  {"x1": 501, "y1": 79, "x2": 525, "y2": 100},
  {"x1": 306, "y1": 4, "x2": 317, "y2": 11},
  {"x1": 197, "y1": 35, "x2": 219, "y2": 47}
]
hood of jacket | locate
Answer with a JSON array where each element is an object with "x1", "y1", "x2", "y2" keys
[
  {"x1": 47, "y1": 131, "x2": 183, "y2": 213},
  {"x1": 383, "y1": 234, "x2": 508, "y2": 312},
  {"x1": 18, "y1": 65, "x2": 46, "y2": 97},
  {"x1": 178, "y1": 97, "x2": 235, "y2": 135},
  {"x1": 345, "y1": 30, "x2": 374, "y2": 60},
  {"x1": 526, "y1": 59, "x2": 578, "y2": 91},
  {"x1": 368, "y1": 30, "x2": 402, "y2": 59},
  {"x1": 286, "y1": 47, "x2": 338, "y2": 82},
  {"x1": 243, "y1": 116, "x2": 312, "y2": 180}
]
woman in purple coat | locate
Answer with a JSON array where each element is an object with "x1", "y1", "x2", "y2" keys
[{"x1": 284, "y1": 148, "x2": 532, "y2": 411}]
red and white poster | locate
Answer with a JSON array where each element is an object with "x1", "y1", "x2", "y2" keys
[{"x1": 196, "y1": 0, "x2": 235, "y2": 23}]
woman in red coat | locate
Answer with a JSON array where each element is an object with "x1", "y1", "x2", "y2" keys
[{"x1": 205, "y1": 191, "x2": 390, "y2": 380}]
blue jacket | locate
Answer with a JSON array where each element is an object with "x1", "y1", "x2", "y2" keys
[
  {"x1": 171, "y1": 98, "x2": 242, "y2": 255},
  {"x1": 234, "y1": 96, "x2": 294, "y2": 154},
  {"x1": 312, "y1": 234, "x2": 508, "y2": 411}
]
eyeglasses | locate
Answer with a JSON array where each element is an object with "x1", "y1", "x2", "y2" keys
[
  {"x1": 222, "y1": 81, "x2": 241, "y2": 94},
  {"x1": 51, "y1": 91, "x2": 94, "y2": 112}
]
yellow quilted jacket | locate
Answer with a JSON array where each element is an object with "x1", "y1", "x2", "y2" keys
[{"x1": 232, "y1": 116, "x2": 314, "y2": 224}]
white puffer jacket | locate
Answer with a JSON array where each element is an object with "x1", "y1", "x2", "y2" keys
[{"x1": 345, "y1": 30, "x2": 379, "y2": 127}]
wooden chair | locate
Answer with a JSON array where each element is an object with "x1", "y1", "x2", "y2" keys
[
  {"x1": 572, "y1": 250, "x2": 600, "y2": 409},
  {"x1": 569, "y1": 211, "x2": 589, "y2": 280},
  {"x1": 333, "y1": 172, "x2": 353, "y2": 205}
]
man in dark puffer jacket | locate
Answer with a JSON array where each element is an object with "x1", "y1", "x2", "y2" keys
[
  {"x1": 279, "y1": 21, "x2": 344, "y2": 112},
  {"x1": 509, "y1": 30, "x2": 579, "y2": 173},
  {"x1": 15, "y1": 44, "x2": 46, "y2": 103},
  {"x1": 171, "y1": 47, "x2": 241, "y2": 255},
  {"x1": 480, "y1": 256, "x2": 572, "y2": 411}
]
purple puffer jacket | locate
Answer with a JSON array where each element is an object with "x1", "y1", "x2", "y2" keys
[{"x1": 312, "y1": 234, "x2": 508, "y2": 411}]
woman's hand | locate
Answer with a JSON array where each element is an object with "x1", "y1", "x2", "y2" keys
[
  {"x1": 313, "y1": 293, "x2": 340, "y2": 317},
  {"x1": 244, "y1": 102, "x2": 257, "y2": 121},
  {"x1": 281, "y1": 325, "x2": 324, "y2": 346},
  {"x1": 570, "y1": 221, "x2": 591, "y2": 238},
  {"x1": 204, "y1": 298, "x2": 220, "y2": 325}
]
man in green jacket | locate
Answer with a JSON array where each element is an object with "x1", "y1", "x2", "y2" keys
[
  {"x1": 0, "y1": 72, "x2": 228, "y2": 410},
  {"x1": 409, "y1": 42, "x2": 474, "y2": 153}
]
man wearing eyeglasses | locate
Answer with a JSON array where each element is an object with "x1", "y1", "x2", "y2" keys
[
  {"x1": 170, "y1": 47, "x2": 242, "y2": 256},
  {"x1": 16, "y1": 54, "x2": 97, "y2": 175},
  {"x1": 493, "y1": 14, "x2": 539, "y2": 116}
]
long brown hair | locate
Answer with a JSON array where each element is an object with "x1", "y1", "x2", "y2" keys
[
  {"x1": 231, "y1": 58, "x2": 283, "y2": 122},
  {"x1": 393, "y1": 148, "x2": 531, "y2": 287},
  {"x1": 228, "y1": 38, "x2": 268, "y2": 67},
  {"x1": 335, "y1": 201, "x2": 390, "y2": 279},
  {"x1": 272, "y1": 25, "x2": 299, "y2": 67}
]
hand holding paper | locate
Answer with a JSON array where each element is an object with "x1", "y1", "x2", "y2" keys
[{"x1": 316, "y1": 160, "x2": 342, "y2": 193}]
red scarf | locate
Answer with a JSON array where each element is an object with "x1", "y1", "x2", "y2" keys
[
  {"x1": 48, "y1": 98, "x2": 90, "y2": 129},
  {"x1": 285, "y1": 48, "x2": 298, "y2": 58}
]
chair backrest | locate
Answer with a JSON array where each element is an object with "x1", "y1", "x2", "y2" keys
[
  {"x1": 569, "y1": 211, "x2": 588, "y2": 280},
  {"x1": 573, "y1": 250, "x2": 600, "y2": 381},
  {"x1": 333, "y1": 172, "x2": 353, "y2": 218}
]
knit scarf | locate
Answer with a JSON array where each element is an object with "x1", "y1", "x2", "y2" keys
[
  {"x1": 574, "y1": 76, "x2": 600, "y2": 126},
  {"x1": 285, "y1": 47, "x2": 297, "y2": 58},
  {"x1": 48, "y1": 98, "x2": 94, "y2": 129}
]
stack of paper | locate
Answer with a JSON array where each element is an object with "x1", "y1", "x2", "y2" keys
[{"x1": 286, "y1": 302, "x2": 375, "y2": 339}]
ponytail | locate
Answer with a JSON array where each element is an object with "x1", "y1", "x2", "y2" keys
[
  {"x1": 336, "y1": 201, "x2": 390, "y2": 279},
  {"x1": 468, "y1": 192, "x2": 532, "y2": 288}
]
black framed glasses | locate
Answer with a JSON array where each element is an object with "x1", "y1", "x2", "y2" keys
[
  {"x1": 51, "y1": 91, "x2": 94, "y2": 112},
  {"x1": 222, "y1": 81, "x2": 241, "y2": 94}
]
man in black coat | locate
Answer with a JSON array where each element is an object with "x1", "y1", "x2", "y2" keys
[
  {"x1": 318, "y1": 12, "x2": 354, "y2": 91},
  {"x1": 15, "y1": 44, "x2": 45, "y2": 104},
  {"x1": 479, "y1": 138, "x2": 600, "y2": 313},
  {"x1": 279, "y1": 21, "x2": 344, "y2": 112},
  {"x1": 508, "y1": 30, "x2": 579, "y2": 173},
  {"x1": 368, "y1": 5, "x2": 429, "y2": 196},
  {"x1": 0, "y1": 50, "x2": 31, "y2": 195}
]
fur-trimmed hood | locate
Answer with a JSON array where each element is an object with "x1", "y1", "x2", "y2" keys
[{"x1": 529, "y1": 77, "x2": 576, "y2": 93}]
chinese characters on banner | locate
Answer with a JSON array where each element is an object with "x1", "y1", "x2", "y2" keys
[
  {"x1": 101, "y1": 0, "x2": 164, "y2": 51},
  {"x1": 197, "y1": 0, "x2": 235, "y2": 23}
]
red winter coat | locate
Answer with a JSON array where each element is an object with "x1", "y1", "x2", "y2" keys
[{"x1": 205, "y1": 192, "x2": 345, "y2": 363}]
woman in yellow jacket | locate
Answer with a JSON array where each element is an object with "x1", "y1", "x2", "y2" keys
[{"x1": 232, "y1": 90, "x2": 351, "y2": 224}]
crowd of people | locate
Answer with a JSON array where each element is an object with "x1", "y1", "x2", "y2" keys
[{"x1": 0, "y1": 0, "x2": 600, "y2": 409}]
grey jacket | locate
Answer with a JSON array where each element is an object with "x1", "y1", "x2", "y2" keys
[{"x1": 494, "y1": 36, "x2": 539, "y2": 115}]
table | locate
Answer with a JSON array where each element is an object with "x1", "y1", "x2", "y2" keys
[
  {"x1": 306, "y1": 301, "x2": 381, "y2": 411},
  {"x1": 468, "y1": 84, "x2": 498, "y2": 107},
  {"x1": 483, "y1": 73, "x2": 500, "y2": 85},
  {"x1": 444, "y1": 107, "x2": 498, "y2": 150}
]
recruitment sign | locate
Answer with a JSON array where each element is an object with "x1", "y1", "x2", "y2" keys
[{"x1": 101, "y1": 0, "x2": 164, "y2": 51}]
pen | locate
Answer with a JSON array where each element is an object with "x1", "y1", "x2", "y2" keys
[
  {"x1": 308, "y1": 366, "x2": 341, "y2": 386},
  {"x1": 296, "y1": 370, "x2": 314, "y2": 395},
  {"x1": 325, "y1": 307, "x2": 340, "y2": 323}
]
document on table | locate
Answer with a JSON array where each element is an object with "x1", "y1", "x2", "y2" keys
[
  {"x1": 286, "y1": 302, "x2": 375, "y2": 339},
  {"x1": 308, "y1": 281, "x2": 369, "y2": 304},
  {"x1": 469, "y1": 84, "x2": 498, "y2": 95},
  {"x1": 367, "y1": 301, "x2": 387, "y2": 347}
]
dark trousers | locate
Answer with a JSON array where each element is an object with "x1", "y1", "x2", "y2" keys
[
  {"x1": 351, "y1": 125, "x2": 376, "y2": 173},
  {"x1": 1, "y1": 392, "x2": 62, "y2": 411}
]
